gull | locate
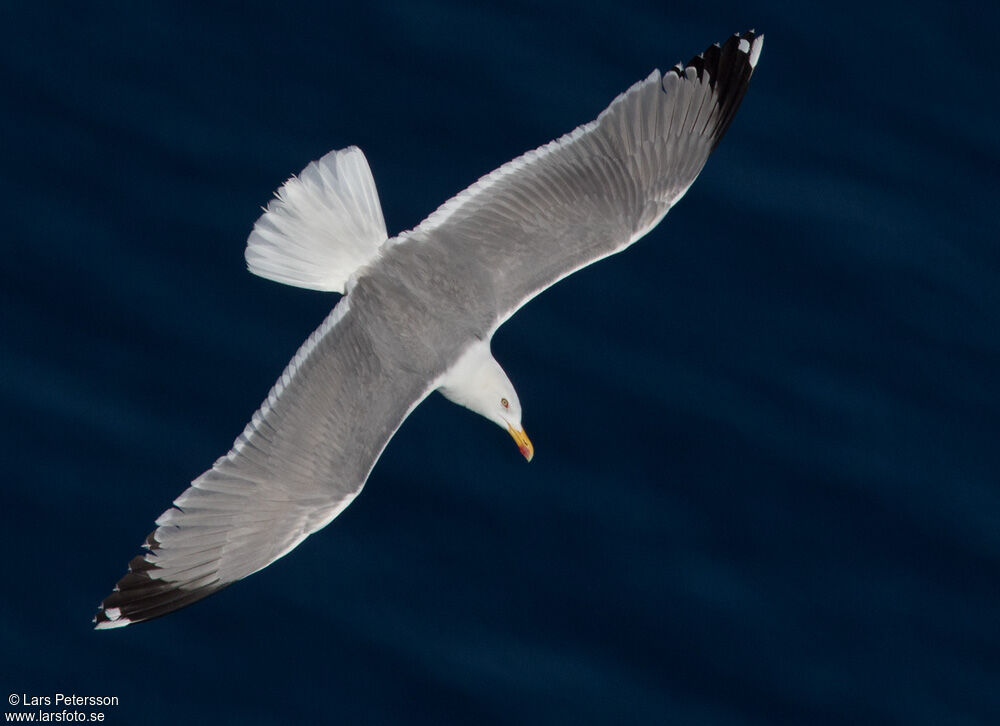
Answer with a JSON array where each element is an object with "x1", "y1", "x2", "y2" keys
[{"x1": 95, "y1": 31, "x2": 763, "y2": 628}]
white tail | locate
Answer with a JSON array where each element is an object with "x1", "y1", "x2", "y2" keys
[{"x1": 245, "y1": 146, "x2": 388, "y2": 293}]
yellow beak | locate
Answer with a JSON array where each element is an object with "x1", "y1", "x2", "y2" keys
[{"x1": 506, "y1": 423, "x2": 534, "y2": 461}]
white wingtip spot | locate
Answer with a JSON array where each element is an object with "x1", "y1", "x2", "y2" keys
[
  {"x1": 749, "y1": 35, "x2": 764, "y2": 68},
  {"x1": 738, "y1": 38, "x2": 750, "y2": 53},
  {"x1": 94, "y1": 608, "x2": 131, "y2": 630}
]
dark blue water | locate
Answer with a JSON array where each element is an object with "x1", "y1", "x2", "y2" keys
[{"x1": 3, "y1": 2, "x2": 999, "y2": 724}]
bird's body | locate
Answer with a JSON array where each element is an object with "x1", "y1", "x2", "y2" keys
[{"x1": 95, "y1": 31, "x2": 763, "y2": 629}]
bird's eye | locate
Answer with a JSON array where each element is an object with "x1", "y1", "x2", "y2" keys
[{"x1": 501, "y1": 397, "x2": 509, "y2": 409}]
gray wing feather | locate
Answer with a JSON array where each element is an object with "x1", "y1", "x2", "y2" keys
[
  {"x1": 95, "y1": 294, "x2": 439, "y2": 627},
  {"x1": 398, "y1": 31, "x2": 762, "y2": 332}
]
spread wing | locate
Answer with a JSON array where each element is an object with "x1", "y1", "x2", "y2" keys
[
  {"x1": 94, "y1": 293, "x2": 439, "y2": 628},
  {"x1": 400, "y1": 31, "x2": 763, "y2": 332}
]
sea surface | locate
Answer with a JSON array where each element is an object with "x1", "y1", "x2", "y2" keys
[{"x1": 2, "y1": 2, "x2": 999, "y2": 724}]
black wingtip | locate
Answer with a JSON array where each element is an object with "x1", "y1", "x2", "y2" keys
[
  {"x1": 93, "y1": 530, "x2": 227, "y2": 629},
  {"x1": 672, "y1": 30, "x2": 763, "y2": 150}
]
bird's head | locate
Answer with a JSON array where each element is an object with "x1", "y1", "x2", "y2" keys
[
  {"x1": 438, "y1": 341, "x2": 533, "y2": 461},
  {"x1": 463, "y1": 368, "x2": 533, "y2": 462},
  {"x1": 489, "y1": 387, "x2": 533, "y2": 462}
]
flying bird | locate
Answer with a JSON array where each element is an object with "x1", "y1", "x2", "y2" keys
[{"x1": 95, "y1": 31, "x2": 763, "y2": 628}]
